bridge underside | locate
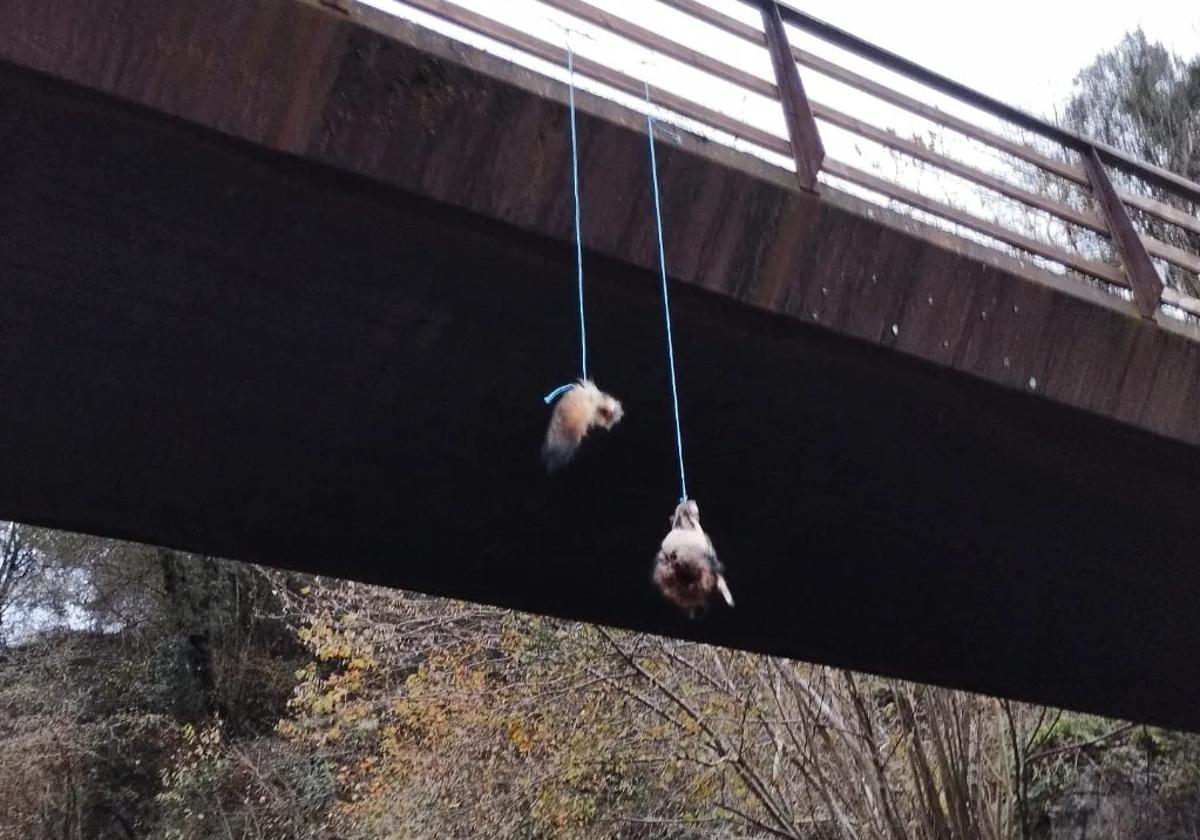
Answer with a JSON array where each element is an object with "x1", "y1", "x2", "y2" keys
[{"x1": 3, "y1": 59, "x2": 1200, "y2": 730}]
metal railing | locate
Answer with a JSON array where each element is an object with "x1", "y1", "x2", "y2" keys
[{"x1": 358, "y1": 0, "x2": 1200, "y2": 319}]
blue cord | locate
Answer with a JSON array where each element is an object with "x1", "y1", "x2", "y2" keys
[
  {"x1": 644, "y1": 82, "x2": 688, "y2": 504},
  {"x1": 543, "y1": 383, "x2": 573, "y2": 404},
  {"x1": 567, "y1": 39, "x2": 588, "y2": 382},
  {"x1": 545, "y1": 38, "x2": 588, "y2": 408}
]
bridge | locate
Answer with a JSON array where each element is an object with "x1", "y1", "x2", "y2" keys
[{"x1": 2, "y1": 0, "x2": 1200, "y2": 729}]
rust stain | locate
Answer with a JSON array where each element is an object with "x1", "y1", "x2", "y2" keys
[{"x1": 275, "y1": 11, "x2": 349, "y2": 154}]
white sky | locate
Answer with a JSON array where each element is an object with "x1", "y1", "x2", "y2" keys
[{"x1": 791, "y1": 0, "x2": 1200, "y2": 115}]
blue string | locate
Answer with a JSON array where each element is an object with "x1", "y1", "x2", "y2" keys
[
  {"x1": 544, "y1": 38, "x2": 587, "y2": 408},
  {"x1": 644, "y1": 82, "x2": 688, "y2": 504},
  {"x1": 543, "y1": 383, "x2": 573, "y2": 404},
  {"x1": 567, "y1": 38, "x2": 588, "y2": 382}
]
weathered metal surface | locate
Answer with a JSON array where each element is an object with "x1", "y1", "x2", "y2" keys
[
  {"x1": 1084, "y1": 149, "x2": 1166, "y2": 317},
  {"x1": 659, "y1": 0, "x2": 764, "y2": 44},
  {"x1": 760, "y1": 1, "x2": 824, "y2": 191},
  {"x1": 821, "y1": 158, "x2": 1125, "y2": 285},
  {"x1": 4, "y1": 0, "x2": 1200, "y2": 729},
  {"x1": 791, "y1": 45, "x2": 1199, "y2": 238},
  {"x1": 399, "y1": 0, "x2": 790, "y2": 156},
  {"x1": 794, "y1": 46, "x2": 1091, "y2": 187},
  {"x1": 538, "y1": 0, "x2": 775, "y2": 98},
  {"x1": 814, "y1": 105, "x2": 1107, "y2": 234}
]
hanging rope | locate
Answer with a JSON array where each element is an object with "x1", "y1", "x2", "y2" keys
[
  {"x1": 644, "y1": 82, "x2": 688, "y2": 503},
  {"x1": 568, "y1": 38, "x2": 587, "y2": 383},
  {"x1": 544, "y1": 34, "x2": 588, "y2": 405}
]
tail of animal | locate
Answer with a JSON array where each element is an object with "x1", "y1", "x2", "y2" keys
[
  {"x1": 715, "y1": 574, "x2": 734, "y2": 607},
  {"x1": 541, "y1": 412, "x2": 584, "y2": 472}
]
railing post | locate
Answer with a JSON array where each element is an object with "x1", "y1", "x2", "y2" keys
[
  {"x1": 1083, "y1": 147, "x2": 1163, "y2": 318},
  {"x1": 760, "y1": 2, "x2": 825, "y2": 191}
]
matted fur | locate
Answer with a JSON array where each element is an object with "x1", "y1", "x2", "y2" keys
[
  {"x1": 541, "y1": 380, "x2": 623, "y2": 472},
  {"x1": 653, "y1": 499, "x2": 734, "y2": 617}
]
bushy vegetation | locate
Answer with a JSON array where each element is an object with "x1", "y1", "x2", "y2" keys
[{"x1": 3, "y1": 521, "x2": 1200, "y2": 840}]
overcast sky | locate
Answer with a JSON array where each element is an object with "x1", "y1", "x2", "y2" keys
[{"x1": 788, "y1": 0, "x2": 1200, "y2": 115}]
